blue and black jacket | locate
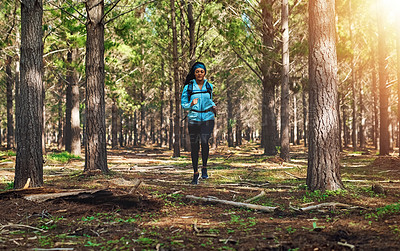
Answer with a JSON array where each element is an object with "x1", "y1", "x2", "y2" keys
[{"x1": 181, "y1": 79, "x2": 215, "y2": 122}]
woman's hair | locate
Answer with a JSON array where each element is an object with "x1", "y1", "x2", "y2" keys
[{"x1": 184, "y1": 61, "x2": 206, "y2": 85}]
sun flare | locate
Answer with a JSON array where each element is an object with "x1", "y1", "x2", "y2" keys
[{"x1": 380, "y1": 0, "x2": 400, "y2": 23}]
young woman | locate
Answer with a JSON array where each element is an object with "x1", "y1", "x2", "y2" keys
[{"x1": 181, "y1": 62, "x2": 217, "y2": 184}]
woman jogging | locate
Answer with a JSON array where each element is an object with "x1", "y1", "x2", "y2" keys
[{"x1": 181, "y1": 62, "x2": 217, "y2": 185}]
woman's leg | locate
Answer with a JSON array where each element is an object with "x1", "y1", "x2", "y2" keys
[
  {"x1": 200, "y1": 120, "x2": 215, "y2": 178},
  {"x1": 188, "y1": 121, "x2": 201, "y2": 183}
]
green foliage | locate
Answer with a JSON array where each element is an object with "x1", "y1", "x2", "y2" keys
[
  {"x1": 0, "y1": 150, "x2": 16, "y2": 157},
  {"x1": 302, "y1": 189, "x2": 348, "y2": 203},
  {"x1": 376, "y1": 202, "x2": 400, "y2": 217},
  {"x1": 47, "y1": 152, "x2": 81, "y2": 163}
]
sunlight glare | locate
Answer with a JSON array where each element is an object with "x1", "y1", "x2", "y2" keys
[{"x1": 380, "y1": 0, "x2": 400, "y2": 23}]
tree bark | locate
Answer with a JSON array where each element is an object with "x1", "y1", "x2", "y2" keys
[
  {"x1": 6, "y1": 55, "x2": 14, "y2": 149},
  {"x1": 377, "y1": 0, "x2": 390, "y2": 156},
  {"x1": 371, "y1": 50, "x2": 378, "y2": 149},
  {"x1": 280, "y1": 0, "x2": 290, "y2": 161},
  {"x1": 349, "y1": 0, "x2": 357, "y2": 151},
  {"x1": 171, "y1": 0, "x2": 181, "y2": 157},
  {"x1": 227, "y1": 80, "x2": 234, "y2": 147},
  {"x1": 359, "y1": 78, "x2": 366, "y2": 148},
  {"x1": 65, "y1": 48, "x2": 81, "y2": 156},
  {"x1": 169, "y1": 83, "x2": 174, "y2": 150},
  {"x1": 307, "y1": 0, "x2": 343, "y2": 191},
  {"x1": 397, "y1": 13, "x2": 400, "y2": 154},
  {"x1": 15, "y1": 0, "x2": 44, "y2": 189},
  {"x1": 84, "y1": 0, "x2": 108, "y2": 173},
  {"x1": 57, "y1": 78, "x2": 64, "y2": 150},
  {"x1": 134, "y1": 110, "x2": 138, "y2": 146},
  {"x1": 260, "y1": 0, "x2": 278, "y2": 155},
  {"x1": 302, "y1": 80, "x2": 308, "y2": 147},
  {"x1": 112, "y1": 101, "x2": 118, "y2": 148}
]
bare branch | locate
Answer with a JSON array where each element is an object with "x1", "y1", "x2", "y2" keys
[
  {"x1": 101, "y1": 0, "x2": 123, "y2": 22},
  {"x1": 231, "y1": 46, "x2": 263, "y2": 81},
  {"x1": 104, "y1": 0, "x2": 158, "y2": 25},
  {"x1": 65, "y1": 0, "x2": 86, "y2": 21},
  {"x1": 46, "y1": 1, "x2": 85, "y2": 25}
]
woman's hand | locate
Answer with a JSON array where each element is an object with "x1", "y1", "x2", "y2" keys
[
  {"x1": 191, "y1": 98, "x2": 199, "y2": 106},
  {"x1": 212, "y1": 106, "x2": 217, "y2": 116}
]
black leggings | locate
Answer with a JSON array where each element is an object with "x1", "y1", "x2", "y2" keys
[{"x1": 188, "y1": 120, "x2": 215, "y2": 173}]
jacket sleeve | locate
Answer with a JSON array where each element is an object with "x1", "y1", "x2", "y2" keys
[
  {"x1": 181, "y1": 84, "x2": 191, "y2": 110},
  {"x1": 210, "y1": 83, "x2": 216, "y2": 107}
]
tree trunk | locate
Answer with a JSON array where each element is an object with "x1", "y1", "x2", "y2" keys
[
  {"x1": 235, "y1": 94, "x2": 242, "y2": 146},
  {"x1": 263, "y1": 83, "x2": 278, "y2": 155},
  {"x1": 171, "y1": 0, "x2": 180, "y2": 157},
  {"x1": 377, "y1": 0, "x2": 390, "y2": 156},
  {"x1": 359, "y1": 79, "x2": 366, "y2": 148},
  {"x1": 169, "y1": 83, "x2": 174, "y2": 150},
  {"x1": 349, "y1": 0, "x2": 357, "y2": 152},
  {"x1": 260, "y1": 0, "x2": 278, "y2": 155},
  {"x1": 6, "y1": 55, "x2": 14, "y2": 149},
  {"x1": 293, "y1": 94, "x2": 299, "y2": 145},
  {"x1": 140, "y1": 87, "x2": 145, "y2": 145},
  {"x1": 227, "y1": 81, "x2": 234, "y2": 147},
  {"x1": 338, "y1": 93, "x2": 343, "y2": 152},
  {"x1": 397, "y1": 13, "x2": 400, "y2": 154},
  {"x1": 159, "y1": 65, "x2": 165, "y2": 147},
  {"x1": 119, "y1": 110, "x2": 124, "y2": 147},
  {"x1": 187, "y1": 0, "x2": 196, "y2": 65},
  {"x1": 84, "y1": 0, "x2": 108, "y2": 173},
  {"x1": 307, "y1": 0, "x2": 343, "y2": 191},
  {"x1": 57, "y1": 78, "x2": 64, "y2": 150},
  {"x1": 65, "y1": 48, "x2": 81, "y2": 156},
  {"x1": 302, "y1": 81, "x2": 308, "y2": 147},
  {"x1": 111, "y1": 101, "x2": 118, "y2": 148},
  {"x1": 133, "y1": 110, "x2": 138, "y2": 146},
  {"x1": 280, "y1": 0, "x2": 290, "y2": 161},
  {"x1": 371, "y1": 51, "x2": 378, "y2": 149},
  {"x1": 15, "y1": 0, "x2": 44, "y2": 189}
]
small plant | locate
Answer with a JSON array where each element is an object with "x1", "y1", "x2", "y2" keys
[
  {"x1": 4, "y1": 182, "x2": 14, "y2": 190},
  {"x1": 302, "y1": 189, "x2": 347, "y2": 203},
  {"x1": 286, "y1": 226, "x2": 296, "y2": 234},
  {"x1": 84, "y1": 240, "x2": 102, "y2": 247},
  {"x1": 135, "y1": 237, "x2": 155, "y2": 245}
]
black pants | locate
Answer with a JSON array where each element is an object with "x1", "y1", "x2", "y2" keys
[{"x1": 188, "y1": 120, "x2": 215, "y2": 173}]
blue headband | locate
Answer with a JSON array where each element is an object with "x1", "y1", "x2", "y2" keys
[{"x1": 193, "y1": 63, "x2": 206, "y2": 72}]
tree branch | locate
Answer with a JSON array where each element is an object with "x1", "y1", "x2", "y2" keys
[
  {"x1": 65, "y1": 0, "x2": 86, "y2": 21},
  {"x1": 46, "y1": 1, "x2": 85, "y2": 25},
  {"x1": 101, "y1": 0, "x2": 123, "y2": 23},
  {"x1": 231, "y1": 46, "x2": 263, "y2": 81},
  {"x1": 104, "y1": 0, "x2": 158, "y2": 25}
]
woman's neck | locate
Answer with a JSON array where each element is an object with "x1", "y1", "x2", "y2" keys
[{"x1": 196, "y1": 79, "x2": 205, "y2": 87}]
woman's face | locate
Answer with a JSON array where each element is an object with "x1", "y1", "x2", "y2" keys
[{"x1": 194, "y1": 68, "x2": 206, "y2": 82}]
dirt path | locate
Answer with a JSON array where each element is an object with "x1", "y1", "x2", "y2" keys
[{"x1": 1, "y1": 145, "x2": 400, "y2": 250}]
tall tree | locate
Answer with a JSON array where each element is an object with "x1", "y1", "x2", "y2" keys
[
  {"x1": 84, "y1": 0, "x2": 108, "y2": 173},
  {"x1": 349, "y1": 0, "x2": 358, "y2": 151},
  {"x1": 65, "y1": 47, "x2": 81, "y2": 156},
  {"x1": 397, "y1": 13, "x2": 400, "y2": 154},
  {"x1": 260, "y1": 0, "x2": 279, "y2": 155},
  {"x1": 6, "y1": 55, "x2": 14, "y2": 149},
  {"x1": 171, "y1": 0, "x2": 180, "y2": 157},
  {"x1": 14, "y1": 0, "x2": 44, "y2": 188},
  {"x1": 377, "y1": 0, "x2": 390, "y2": 155},
  {"x1": 280, "y1": 0, "x2": 290, "y2": 161},
  {"x1": 307, "y1": 0, "x2": 343, "y2": 191}
]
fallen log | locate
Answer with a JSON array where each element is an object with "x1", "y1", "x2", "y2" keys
[
  {"x1": 294, "y1": 202, "x2": 355, "y2": 212},
  {"x1": 23, "y1": 189, "x2": 108, "y2": 203},
  {"x1": 244, "y1": 190, "x2": 265, "y2": 203},
  {"x1": 186, "y1": 195, "x2": 276, "y2": 213}
]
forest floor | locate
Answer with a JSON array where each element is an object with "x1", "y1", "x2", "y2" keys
[{"x1": 0, "y1": 143, "x2": 400, "y2": 250}]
